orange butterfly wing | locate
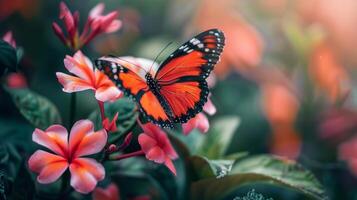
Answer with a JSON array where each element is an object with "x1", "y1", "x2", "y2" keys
[
  {"x1": 96, "y1": 29, "x2": 225, "y2": 127},
  {"x1": 156, "y1": 29, "x2": 225, "y2": 123},
  {"x1": 95, "y1": 57, "x2": 171, "y2": 124}
]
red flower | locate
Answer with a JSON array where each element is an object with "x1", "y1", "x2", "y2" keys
[
  {"x1": 93, "y1": 183, "x2": 120, "y2": 200},
  {"x1": 93, "y1": 183, "x2": 151, "y2": 200},
  {"x1": 138, "y1": 123, "x2": 178, "y2": 175},
  {"x1": 339, "y1": 137, "x2": 357, "y2": 176},
  {"x1": 2, "y1": 31, "x2": 16, "y2": 48},
  {"x1": 102, "y1": 112, "x2": 119, "y2": 132},
  {"x1": 56, "y1": 51, "x2": 122, "y2": 102},
  {"x1": 6, "y1": 72, "x2": 27, "y2": 88},
  {"x1": 52, "y1": 2, "x2": 122, "y2": 50},
  {"x1": 89, "y1": 3, "x2": 122, "y2": 34},
  {"x1": 28, "y1": 120, "x2": 107, "y2": 194}
]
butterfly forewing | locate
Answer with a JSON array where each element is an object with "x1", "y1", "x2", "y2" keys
[{"x1": 156, "y1": 29, "x2": 225, "y2": 123}]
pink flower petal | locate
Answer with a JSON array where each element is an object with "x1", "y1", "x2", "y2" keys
[
  {"x1": 89, "y1": 3, "x2": 105, "y2": 19},
  {"x1": 95, "y1": 85, "x2": 122, "y2": 102},
  {"x1": 203, "y1": 98, "x2": 216, "y2": 116},
  {"x1": 162, "y1": 140, "x2": 178, "y2": 160},
  {"x1": 138, "y1": 133, "x2": 157, "y2": 153},
  {"x1": 2, "y1": 31, "x2": 16, "y2": 48},
  {"x1": 339, "y1": 137, "x2": 357, "y2": 161},
  {"x1": 63, "y1": 51, "x2": 95, "y2": 82},
  {"x1": 146, "y1": 146, "x2": 166, "y2": 163},
  {"x1": 196, "y1": 113, "x2": 210, "y2": 134},
  {"x1": 98, "y1": 12, "x2": 119, "y2": 31},
  {"x1": 164, "y1": 157, "x2": 177, "y2": 176},
  {"x1": 59, "y1": 2, "x2": 75, "y2": 35},
  {"x1": 69, "y1": 120, "x2": 107, "y2": 157},
  {"x1": 140, "y1": 123, "x2": 164, "y2": 139},
  {"x1": 102, "y1": 112, "x2": 119, "y2": 132},
  {"x1": 28, "y1": 150, "x2": 68, "y2": 184},
  {"x1": 182, "y1": 113, "x2": 209, "y2": 135},
  {"x1": 92, "y1": 183, "x2": 120, "y2": 200},
  {"x1": 105, "y1": 20, "x2": 122, "y2": 33},
  {"x1": 32, "y1": 125, "x2": 68, "y2": 157},
  {"x1": 56, "y1": 72, "x2": 94, "y2": 93},
  {"x1": 70, "y1": 158, "x2": 105, "y2": 194}
]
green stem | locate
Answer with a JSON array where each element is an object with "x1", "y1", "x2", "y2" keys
[
  {"x1": 58, "y1": 171, "x2": 71, "y2": 200},
  {"x1": 97, "y1": 100, "x2": 105, "y2": 121},
  {"x1": 69, "y1": 93, "x2": 77, "y2": 126},
  {"x1": 109, "y1": 150, "x2": 145, "y2": 161}
]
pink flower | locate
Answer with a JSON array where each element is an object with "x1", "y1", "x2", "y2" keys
[
  {"x1": 2, "y1": 31, "x2": 16, "y2": 48},
  {"x1": 56, "y1": 51, "x2": 122, "y2": 102},
  {"x1": 6, "y1": 73, "x2": 27, "y2": 88},
  {"x1": 93, "y1": 183, "x2": 120, "y2": 200},
  {"x1": 102, "y1": 112, "x2": 119, "y2": 132},
  {"x1": 92, "y1": 183, "x2": 151, "y2": 200},
  {"x1": 89, "y1": 3, "x2": 122, "y2": 33},
  {"x1": 52, "y1": 2, "x2": 122, "y2": 50},
  {"x1": 339, "y1": 137, "x2": 357, "y2": 176},
  {"x1": 138, "y1": 123, "x2": 178, "y2": 175},
  {"x1": 319, "y1": 109, "x2": 357, "y2": 142},
  {"x1": 182, "y1": 98, "x2": 216, "y2": 135},
  {"x1": 28, "y1": 120, "x2": 107, "y2": 194}
]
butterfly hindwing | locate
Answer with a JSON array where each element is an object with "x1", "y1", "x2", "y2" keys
[{"x1": 95, "y1": 57, "x2": 172, "y2": 126}]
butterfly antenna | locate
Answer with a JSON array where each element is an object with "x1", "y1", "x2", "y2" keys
[{"x1": 149, "y1": 42, "x2": 173, "y2": 73}]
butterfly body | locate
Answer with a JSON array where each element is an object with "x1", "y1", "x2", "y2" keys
[{"x1": 95, "y1": 29, "x2": 225, "y2": 128}]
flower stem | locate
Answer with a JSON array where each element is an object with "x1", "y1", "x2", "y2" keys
[
  {"x1": 97, "y1": 100, "x2": 105, "y2": 121},
  {"x1": 109, "y1": 150, "x2": 145, "y2": 161},
  {"x1": 58, "y1": 170, "x2": 71, "y2": 200},
  {"x1": 69, "y1": 93, "x2": 77, "y2": 126}
]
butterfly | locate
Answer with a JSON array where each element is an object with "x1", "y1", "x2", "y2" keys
[{"x1": 95, "y1": 29, "x2": 225, "y2": 128}]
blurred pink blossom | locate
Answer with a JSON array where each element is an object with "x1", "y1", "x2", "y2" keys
[
  {"x1": 261, "y1": 83, "x2": 301, "y2": 159},
  {"x1": 6, "y1": 73, "x2": 27, "y2": 88},
  {"x1": 189, "y1": 0, "x2": 264, "y2": 78},
  {"x1": 93, "y1": 183, "x2": 151, "y2": 200},
  {"x1": 56, "y1": 51, "x2": 122, "y2": 102},
  {"x1": 339, "y1": 137, "x2": 357, "y2": 176},
  {"x1": 28, "y1": 120, "x2": 107, "y2": 194},
  {"x1": 93, "y1": 183, "x2": 120, "y2": 200},
  {"x1": 52, "y1": 2, "x2": 122, "y2": 50},
  {"x1": 2, "y1": 31, "x2": 16, "y2": 48},
  {"x1": 309, "y1": 41, "x2": 350, "y2": 103},
  {"x1": 319, "y1": 109, "x2": 357, "y2": 142}
]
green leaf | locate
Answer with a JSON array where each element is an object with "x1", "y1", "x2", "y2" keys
[
  {"x1": 0, "y1": 40, "x2": 17, "y2": 76},
  {"x1": 5, "y1": 88, "x2": 62, "y2": 130},
  {"x1": 197, "y1": 116, "x2": 240, "y2": 158},
  {"x1": 16, "y1": 47, "x2": 24, "y2": 64},
  {"x1": 169, "y1": 129, "x2": 205, "y2": 155},
  {"x1": 191, "y1": 155, "x2": 327, "y2": 200},
  {"x1": 231, "y1": 155, "x2": 327, "y2": 199},
  {"x1": 189, "y1": 156, "x2": 235, "y2": 181},
  {"x1": 88, "y1": 97, "x2": 138, "y2": 143}
]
